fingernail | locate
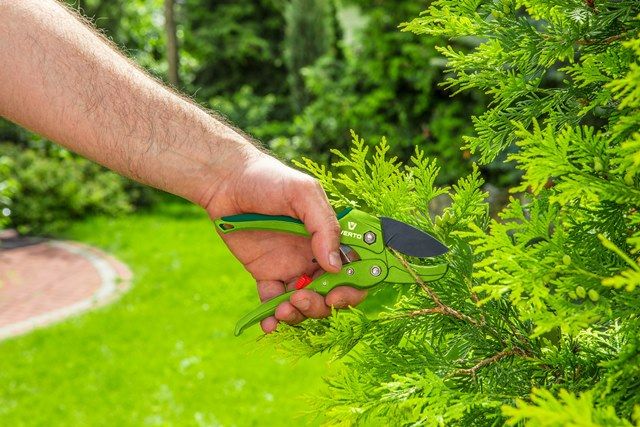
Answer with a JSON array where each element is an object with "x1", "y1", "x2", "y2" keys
[
  {"x1": 295, "y1": 298, "x2": 310, "y2": 311},
  {"x1": 329, "y1": 251, "x2": 342, "y2": 269}
]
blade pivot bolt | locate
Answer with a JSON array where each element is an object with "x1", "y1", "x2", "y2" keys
[
  {"x1": 363, "y1": 231, "x2": 376, "y2": 244},
  {"x1": 370, "y1": 266, "x2": 382, "y2": 277},
  {"x1": 346, "y1": 267, "x2": 354, "y2": 276}
]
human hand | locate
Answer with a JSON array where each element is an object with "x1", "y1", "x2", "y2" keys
[
  {"x1": 0, "y1": 1, "x2": 361, "y2": 333},
  {"x1": 205, "y1": 152, "x2": 367, "y2": 333}
]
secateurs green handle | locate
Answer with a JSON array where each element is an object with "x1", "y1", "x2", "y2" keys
[
  {"x1": 234, "y1": 258, "x2": 385, "y2": 336},
  {"x1": 214, "y1": 208, "x2": 449, "y2": 336},
  {"x1": 215, "y1": 208, "x2": 385, "y2": 252}
]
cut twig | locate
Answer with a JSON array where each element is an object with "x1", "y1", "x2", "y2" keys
[
  {"x1": 391, "y1": 251, "x2": 538, "y2": 357},
  {"x1": 392, "y1": 249, "x2": 480, "y2": 327},
  {"x1": 391, "y1": 250, "x2": 537, "y2": 380}
]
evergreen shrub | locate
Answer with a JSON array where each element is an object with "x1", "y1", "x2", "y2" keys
[
  {"x1": 273, "y1": 1, "x2": 640, "y2": 425},
  {"x1": 284, "y1": 0, "x2": 336, "y2": 113},
  {"x1": 0, "y1": 143, "x2": 133, "y2": 234},
  {"x1": 280, "y1": 0, "x2": 486, "y2": 184}
]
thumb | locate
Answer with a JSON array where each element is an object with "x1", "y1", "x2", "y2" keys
[{"x1": 292, "y1": 178, "x2": 342, "y2": 273}]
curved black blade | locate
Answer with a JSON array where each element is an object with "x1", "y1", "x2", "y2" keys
[{"x1": 380, "y1": 217, "x2": 448, "y2": 258}]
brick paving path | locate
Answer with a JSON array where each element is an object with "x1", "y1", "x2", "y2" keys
[{"x1": 0, "y1": 233, "x2": 131, "y2": 340}]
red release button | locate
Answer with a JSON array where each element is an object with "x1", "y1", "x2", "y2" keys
[{"x1": 294, "y1": 274, "x2": 313, "y2": 290}]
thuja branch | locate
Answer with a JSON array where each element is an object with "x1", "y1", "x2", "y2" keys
[
  {"x1": 392, "y1": 250, "x2": 537, "y2": 357},
  {"x1": 391, "y1": 250, "x2": 480, "y2": 327}
]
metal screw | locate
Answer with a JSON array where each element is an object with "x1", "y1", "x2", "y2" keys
[
  {"x1": 346, "y1": 267, "x2": 354, "y2": 276},
  {"x1": 370, "y1": 265, "x2": 381, "y2": 277},
  {"x1": 364, "y1": 231, "x2": 376, "y2": 244}
]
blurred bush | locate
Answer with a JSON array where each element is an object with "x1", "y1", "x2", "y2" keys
[
  {"x1": 0, "y1": 155, "x2": 16, "y2": 229},
  {"x1": 284, "y1": 0, "x2": 338, "y2": 113},
  {"x1": 74, "y1": 0, "x2": 168, "y2": 76},
  {"x1": 209, "y1": 85, "x2": 289, "y2": 143},
  {"x1": 181, "y1": 0, "x2": 288, "y2": 103},
  {"x1": 0, "y1": 142, "x2": 139, "y2": 234},
  {"x1": 271, "y1": 1, "x2": 488, "y2": 183},
  {"x1": 73, "y1": 0, "x2": 289, "y2": 104}
]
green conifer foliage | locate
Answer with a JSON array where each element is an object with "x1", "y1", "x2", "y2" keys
[{"x1": 272, "y1": 1, "x2": 640, "y2": 425}]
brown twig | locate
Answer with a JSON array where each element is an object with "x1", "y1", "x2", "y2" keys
[
  {"x1": 391, "y1": 251, "x2": 539, "y2": 358},
  {"x1": 541, "y1": 32, "x2": 626, "y2": 46},
  {"x1": 469, "y1": 291, "x2": 480, "y2": 304},
  {"x1": 392, "y1": 252, "x2": 537, "y2": 378},
  {"x1": 576, "y1": 33, "x2": 626, "y2": 46},
  {"x1": 392, "y1": 249, "x2": 480, "y2": 327},
  {"x1": 408, "y1": 307, "x2": 445, "y2": 317},
  {"x1": 452, "y1": 348, "x2": 528, "y2": 377},
  {"x1": 464, "y1": 277, "x2": 486, "y2": 324}
]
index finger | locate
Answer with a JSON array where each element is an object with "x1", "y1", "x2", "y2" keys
[
  {"x1": 325, "y1": 286, "x2": 368, "y2": 309},
  {"x1": 292, "y1": 179, "x2": 342, "y2": 274}
]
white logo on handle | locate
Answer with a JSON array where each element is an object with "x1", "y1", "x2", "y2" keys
[{"x1": 348, "y1": 221, "x2": 357, "y2": 231}]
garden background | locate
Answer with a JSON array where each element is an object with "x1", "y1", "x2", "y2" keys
[{"x1": 1, "y1": 0, "x2": 639, "y2": 426}]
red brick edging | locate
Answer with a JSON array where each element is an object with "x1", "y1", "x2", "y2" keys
[{"x1": 0, "y1": 239, "x2": 132, "y2": 341}]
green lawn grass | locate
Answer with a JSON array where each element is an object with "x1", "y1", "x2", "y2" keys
[{"x1": 0, "y1": 201, "x2": 332, "y2": 426}]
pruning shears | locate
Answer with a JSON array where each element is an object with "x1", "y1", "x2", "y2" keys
[{"x1": 214, "y1": 208, "x2": 449, "y2": 336}]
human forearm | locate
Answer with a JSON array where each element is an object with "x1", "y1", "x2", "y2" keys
[
  {"x1": 0, "y1": 0, "x2": 366, "y2": 328},
  {"x1": 0, "y1": 0, "x2": 259, "y2": 207}
]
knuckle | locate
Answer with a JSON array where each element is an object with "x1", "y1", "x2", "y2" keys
[
  {"x1": 275, "y1": 303, "x2": 290, "y2": 318},
  {"x1": 332, "y1": 299, "x2": 348, "y2": 309},
  {"x1": 308, "y1": 176, "x2": 322, "y2": 188},
  {"x1": 287, "y1": 177, "x2": 320, "y2": 207},
  {"x1": 258, "y1": 281, "x2": 283, "y2": 301},
  {"x1": 326, "y1": 218, "x2": 341, "y2": 235},
  {"x1": 325, "y1": 294, "x2": 341, "y2": 308},
  {"x1": 300, "y1": 176, "x2": 321, "y2": 193}
]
